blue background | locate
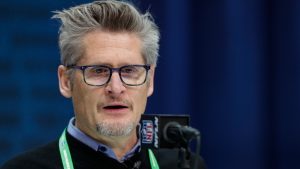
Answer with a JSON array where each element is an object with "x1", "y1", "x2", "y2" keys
[{"x1": 1, "y1": 0, "x2": 300, "y2": 169}]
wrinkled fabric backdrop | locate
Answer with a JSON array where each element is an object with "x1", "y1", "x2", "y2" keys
[{"x1": 0, "y1": 0, "x2": 299, "y2": 169}]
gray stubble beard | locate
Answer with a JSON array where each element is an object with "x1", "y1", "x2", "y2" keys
[{"x1": 96, "y1": 121, "x2": 136, "y2": 137}]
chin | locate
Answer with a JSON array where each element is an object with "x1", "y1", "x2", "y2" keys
[{"x1": 95, "y1": 120, "x2": 135, "y2": 137}]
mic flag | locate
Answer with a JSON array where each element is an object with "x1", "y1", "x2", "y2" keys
[{"x1": 139, "y1": 114, "x2": 190, "y2": 149}]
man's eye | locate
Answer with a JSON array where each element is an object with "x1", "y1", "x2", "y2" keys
[
  {"x1": 90, "y1": 67, "x2": 108, "y2": 74},
  {"x1": 122, "y1": 67, "x2": 137, "y2": 73}
]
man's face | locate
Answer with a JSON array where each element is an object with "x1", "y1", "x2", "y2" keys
[{"x1": 59, "y1": 31, "x2": 154, "y2": 139}]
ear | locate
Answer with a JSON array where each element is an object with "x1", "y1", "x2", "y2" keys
[
  {"x1": 147, "y1": 65, "x2": 155, "y2": 97},
  {"x1": 58, "y1": 65, "x2": 72, "y2": 98}
]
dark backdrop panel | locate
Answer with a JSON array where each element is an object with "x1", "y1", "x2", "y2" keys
[{"x1": 1, "y1": 1, "x2": 300, "y2": 169}]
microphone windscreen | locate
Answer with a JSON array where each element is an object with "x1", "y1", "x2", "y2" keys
[{"x1": 139, "y1": 114, "x2": 190, "y2": 149}]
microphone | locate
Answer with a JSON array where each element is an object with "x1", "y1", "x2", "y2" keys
[
  {"x1": 139, "y1": 114, "x2": 200, "y2": 149},
  {"x1": 163, "y1": 121, "x2": 200, "y2": 148},
  {"x1": 140, "y1": 114, "x2": 203, "y2": 169}
]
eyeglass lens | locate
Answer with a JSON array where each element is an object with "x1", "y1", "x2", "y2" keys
[{"x1": 83, "y1": 65, "x2": 148, "y2": 86}]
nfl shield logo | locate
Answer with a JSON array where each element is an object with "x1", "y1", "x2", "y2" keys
[{"x1": 141, "y1": 120, "x2": 153, "y2": 144}]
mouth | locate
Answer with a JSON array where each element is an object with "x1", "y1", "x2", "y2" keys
[
  {"x1": 103, "y1": 105, "x2": 128, "y2": 110},
  {"x1": 102, "y1": 103, "x2": 130, "y2": 114}
]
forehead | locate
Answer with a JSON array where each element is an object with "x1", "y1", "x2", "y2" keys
[{"x1": 80, "y1": 30, "x2": 144, "y2": 66}]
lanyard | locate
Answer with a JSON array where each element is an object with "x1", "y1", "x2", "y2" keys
[{"x1": 59, "y1": 129, "x2": 159, "y2": 169}]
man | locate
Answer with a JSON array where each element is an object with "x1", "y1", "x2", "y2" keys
[{"x1": 1, "y1": 1, "x2": 205, "y2": 169}]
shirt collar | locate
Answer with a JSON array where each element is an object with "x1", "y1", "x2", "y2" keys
[{"x1": 67, "y1": 117, "x2": 141, "y2": 162}]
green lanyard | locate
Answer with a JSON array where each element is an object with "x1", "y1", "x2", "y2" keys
[{"x1": 59, "y1": 129, "x2": 159, "y2": 169}]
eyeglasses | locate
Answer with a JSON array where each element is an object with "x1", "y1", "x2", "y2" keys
[{"x1": 67, "y1": 64, "x2": 151, "y2": 86}]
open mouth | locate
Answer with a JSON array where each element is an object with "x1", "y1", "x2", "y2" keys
[{"x1": 103, "y1": 105, "x2": 128, "y2": 110}]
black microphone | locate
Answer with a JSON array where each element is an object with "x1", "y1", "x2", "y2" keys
[
  {"x1": 163, "y1": 121, "x2": 200, "y2": 148},
  {"x1": 140, "y1": 114, "x2": 203, "y2": 169},
  {"x1": 139, "y1": 114, "x2": 199, "y2": 149}
]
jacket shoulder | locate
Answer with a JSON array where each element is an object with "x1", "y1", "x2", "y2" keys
[{"x1": 1, "y1": 140, "x2": 61, "y2": 169}]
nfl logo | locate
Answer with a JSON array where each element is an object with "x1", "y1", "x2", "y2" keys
[{"x1": 141, "y1": 120, "x2": 153, "y2": 144}]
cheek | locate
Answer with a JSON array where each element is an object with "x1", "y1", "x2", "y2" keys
[
  {"x1": 71, "y1": 81, "x2": 98, "y2": 115},
  {"x1": 133, "y1": 88, "x2": 149, "y2": 114}
]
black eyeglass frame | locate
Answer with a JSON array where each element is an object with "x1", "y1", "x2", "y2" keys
[{"x1": 67, "y1": 64, "x2": 151, "y2": 86}]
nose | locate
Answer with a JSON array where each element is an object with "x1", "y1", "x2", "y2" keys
[{"x1": 105, "y1": 72, "x2": 126, "y2": 95}]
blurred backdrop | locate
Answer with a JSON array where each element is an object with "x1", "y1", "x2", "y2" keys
[{"x1": 1, "y1": 0, "x2": 300, "y2": 169}]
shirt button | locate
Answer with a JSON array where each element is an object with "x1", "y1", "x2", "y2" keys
[{"x1": 98, "y1": 146, "x2": 107, "y2": 152}]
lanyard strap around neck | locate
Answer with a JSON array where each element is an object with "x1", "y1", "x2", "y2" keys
[
  {"x1": 58, "y1": 129, "x2": 159, "y2": 169},
  {"x1": 59, "y1": 129, "x2": 74, "y2": 169},
  {"x1": 148, "y1": 149, "x2": 159, "y2": 169}
]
